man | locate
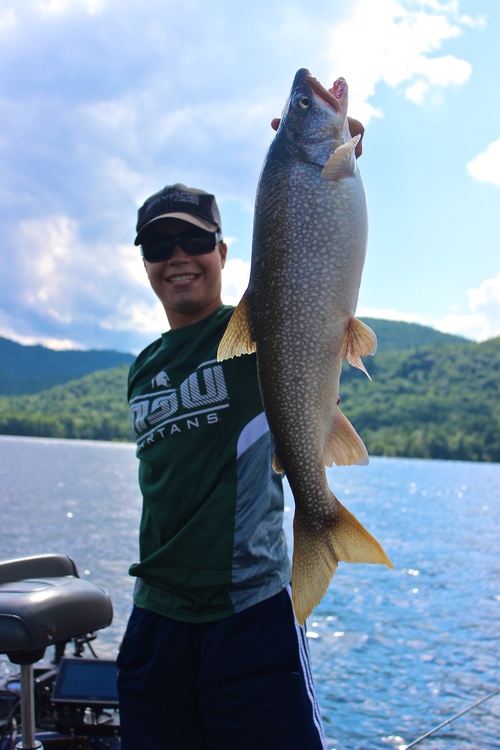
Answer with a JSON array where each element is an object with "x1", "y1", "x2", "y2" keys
[
  {"x1": 117, "y1": 114, "x2": 363, "y2": 750},
  {"x1": 116, "y1": 182, "x2": 328, "y2": 749}
]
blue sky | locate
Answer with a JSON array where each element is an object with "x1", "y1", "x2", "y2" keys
[{"x1": 0, "y1": 0, "x2": 499, "y2": 353}]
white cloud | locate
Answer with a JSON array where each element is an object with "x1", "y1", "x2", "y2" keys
[
  {"x1": 468, "y1": 273, "x2": 500, "y2": 311},
  {"x1": 360, "y1": 273, "x2": 500, "y2": 343},
  {"x1": 0, "y1": 324, "x2": 85, "y2": 350},
  {"x1": 100, "y1": 298, "x2": 167, "y2": 335},
  {"x1": 0, "y1": 0, "x2": 489, "y2": 353},
  {"x1": 16, "y1": 216, "x2": 81, "y2": 321},
  {"x1": 436, "y1": 313, "x2": 491, "y2": 341},
  {"x1": 357, "y1": 306, "x2": 429, "y2": 324},
  {"x1": 433, "y1": 274, "x2": 500, "y2": 341},
  {"x1": 221, "y1": 258, "x2": 251, "y2": 306},
  {"x1": 327, "y1": 0, "x2": 477, "y2": 120},
  {"x1": 0, "y1": 6, "x2": 16, "y2": 30},
  {"x1": 35, "y1": 0, "x2": 103, "y2": 16},
  {"x1": 466, "y1": 138, "x2": 500, "y2": 187},
  {"x1": 116, "y1": 244, "x2": 150, "y2": 288}
]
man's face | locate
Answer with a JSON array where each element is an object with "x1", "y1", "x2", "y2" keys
[{"x1": 143, "y1": 219, "x2": 227, "y2": 329}]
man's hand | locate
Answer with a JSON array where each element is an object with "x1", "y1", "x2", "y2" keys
[
  {"x1": 347, "y1": 117, "x2": 364, "y2": 158},
  {"x1": 270, "y1": 116, "x2": 365, "y2": 159}
]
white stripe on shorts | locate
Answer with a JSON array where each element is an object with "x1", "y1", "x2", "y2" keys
[{"x1": 287, "y1": 586, "x2": 328, "y2": 749}]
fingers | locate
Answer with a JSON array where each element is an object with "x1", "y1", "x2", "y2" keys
[{"x1": 347, "y1": 117, "x2": 364, "y2": 158}]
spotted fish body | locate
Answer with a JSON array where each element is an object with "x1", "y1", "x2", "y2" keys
[{"x1": 218, "y1": 68, "x2": 392, "y2": 624}]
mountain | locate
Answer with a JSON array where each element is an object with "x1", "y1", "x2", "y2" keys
[
  {"x1": 1, "y1": 324, "x2": 498, "y2": 463},
  {"x1": 0, "y1": 320, "x2": 467, "y2": 397},
  {"x1": 340, "y1": 336, "x2": 500, "y2": 463},
  {"x1": 0, "y1": 365, "x2": 132, "y2": 441},
  {"x1": 360, "y1": 318, "x2": 467, "y2": 353},
  {"x1": 0, "y1": 337, "x2": 135, "y2": 396}
]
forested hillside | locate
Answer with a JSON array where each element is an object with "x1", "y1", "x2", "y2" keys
[
  {"x1": 0, "y1": 335, "x2": 499, "y2": 462},
  {"x1": 0, "y1": 366, "x2": 132, "y2": 441},
  {"x1": 340, "y1": 337, "x2": 500, "y2": 462},
  {"x1": 360, "y1": 318, "x2": 466, "y2": 353},
  {"x1": 0, "y1": 320, "x2": 465, "y2": 397},
  {"x1": 0, "y1": 337, "x2": 134, "y2": 395}
]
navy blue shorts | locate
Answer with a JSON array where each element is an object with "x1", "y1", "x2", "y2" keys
[{"x1": 117, "y1": 588, "x2": 326, "y2": 749}]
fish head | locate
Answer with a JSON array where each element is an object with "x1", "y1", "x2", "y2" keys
[{"x1": 276, "y1": 68, "x2": 349, "y2": 158}]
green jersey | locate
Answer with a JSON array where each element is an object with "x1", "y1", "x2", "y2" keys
[{"x1": 128, "y1": 305, "x2": 291, "y2": 623}]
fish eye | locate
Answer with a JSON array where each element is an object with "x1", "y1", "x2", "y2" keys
[{"x1": 298, "y1": 96, "x2": 310, "y2": 109}]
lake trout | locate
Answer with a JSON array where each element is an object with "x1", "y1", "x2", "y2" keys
[{"x1": 218, "y1": 68, "x2": 393, "y2": 625}]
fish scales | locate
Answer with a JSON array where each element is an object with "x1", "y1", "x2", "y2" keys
[{"x1": 218, "y1": 68, "x2": 393, "y2": 624}]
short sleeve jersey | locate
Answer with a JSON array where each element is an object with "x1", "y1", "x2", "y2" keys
[{"x1": 127, "y1": 305, "x2": 291, "y2": 623}]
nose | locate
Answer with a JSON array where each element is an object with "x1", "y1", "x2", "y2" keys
[{"x1": 168, "y1": 243, "x2": 190, "y2": 262}]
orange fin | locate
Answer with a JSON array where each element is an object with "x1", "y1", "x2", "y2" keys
[
  {"x1": 341, "y1": 317, "x2": 377, "y2": 379},
  {"x1": 292, "y1": 497, "x2": 394, "y2": 625},
  {"x1": 321, "y1": 135, "x2": 360, "y2": 181},
  {"x1": 217, "y1": 292, "x2": 256, "y2": 360},
  {"x1": 272, "y1": 450, "x2": 284, "y2": 474},
  {"x1": 324, "y1": 405, "x2": 369, "y2": 467}
]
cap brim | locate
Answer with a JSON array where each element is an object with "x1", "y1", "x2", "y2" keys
[{"x1": 135, "y1": 213, "x2": 219, "y2": 245}]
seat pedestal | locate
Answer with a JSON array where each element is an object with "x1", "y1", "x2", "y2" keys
[{"x1": 0, "y1": 554, "x2": 113, "y2": 750}]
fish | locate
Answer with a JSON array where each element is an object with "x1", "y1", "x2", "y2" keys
[{"x1": 218, "y1": 68, "x2": 393, "y2": 625}]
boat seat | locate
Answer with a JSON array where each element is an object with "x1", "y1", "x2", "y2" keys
[
  {"x1": 0, "y1": 554, "x2": 114, "y2": 749},
  {"x1": 0, "y1": 553, "x2": 113, "y2": 663}
]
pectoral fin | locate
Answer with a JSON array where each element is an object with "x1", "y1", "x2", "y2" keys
[
  {"x1": 341, "y1": 317, "x2": 377, "y2": 379},
  {"x1": 292, "y1": 498, "x2": 394, "y2": 625},
  {"x1": 324, "y1": 405, "x2": 369, "y2": 467},
  {"x1": 321, "y1": 135, "x2": 361, "y2": 181},
  {"x1": 217, "y1": 292, "x2": 256, "y2": 360},
  {"x1": 272, "y1": 450, "x2": 284, "y2": 474}
]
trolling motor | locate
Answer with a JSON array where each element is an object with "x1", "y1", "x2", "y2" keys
[{"x1": 0, "y1": 554, "x2": 113, "y2": 749}]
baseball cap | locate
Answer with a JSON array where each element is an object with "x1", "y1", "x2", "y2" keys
[{"x1": 135, "y1": 183, "x2": 222, "y2": 246}]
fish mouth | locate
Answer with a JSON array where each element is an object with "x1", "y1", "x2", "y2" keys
[{"x1": 305, "y1": 75, "x2": 346, "y2": 114}]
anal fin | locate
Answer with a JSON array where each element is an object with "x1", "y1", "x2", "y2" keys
[
  {"x1": 217, "y1": 292, "x2": 256, "y2": 361},
  {"x1": 324, "y1": 405, "x2": 368, "y2": 467}
]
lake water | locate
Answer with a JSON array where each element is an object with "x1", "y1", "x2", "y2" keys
[{"x1": 0, "y1": 435, "x2": 498, "y2": 749}]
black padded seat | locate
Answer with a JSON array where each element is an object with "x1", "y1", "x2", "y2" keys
[
  {"x1": 0, "y1": 554, "x2": 114, "y2": 749},
  {"x1": 0, "y1": 554, "x2": 113, "y2": 661}
]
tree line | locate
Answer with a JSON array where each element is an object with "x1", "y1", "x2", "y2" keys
[{"x1": 0, "y1": 337, "x2": 499, "y2": 462}]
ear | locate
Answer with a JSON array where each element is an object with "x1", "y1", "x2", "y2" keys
[{"x1": 219, "y1": 242, "x2": 228, "y2": 269}]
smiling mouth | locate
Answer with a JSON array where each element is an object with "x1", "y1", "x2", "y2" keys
[{"x1": 167, "y1": 273, "x2": 198, "y2": 284}]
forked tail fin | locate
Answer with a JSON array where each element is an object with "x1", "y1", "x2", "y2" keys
[{"x1": 291, "y1": 498, "x2": 393, "y2": 625}]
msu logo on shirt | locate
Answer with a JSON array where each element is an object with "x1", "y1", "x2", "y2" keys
[{"x1": 129, "y1": 360, "x2": 229, "y2": 447}]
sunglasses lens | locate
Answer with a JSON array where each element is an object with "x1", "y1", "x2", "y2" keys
[
  {"x1": 142, "y1": 234, "x2": 217, "y2": 262},
  {"x1": 183, "y1": 236, "x2": 217, "y2": 255},
  {"x1": 141, "y1": 239, "x2": 175, "y2": 262}
]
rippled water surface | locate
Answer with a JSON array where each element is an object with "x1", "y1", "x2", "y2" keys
[{"x1": 0, "y1": 436, "x2": 498, "y2": 749}]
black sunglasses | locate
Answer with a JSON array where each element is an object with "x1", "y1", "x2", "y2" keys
[{"x1": 141, "y1": 232, "x2": 221, "y2": 263}]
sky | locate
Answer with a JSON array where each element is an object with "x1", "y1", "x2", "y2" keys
[{"x1": 1, "y1": 0, "x2": 499, "y2": 354}]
